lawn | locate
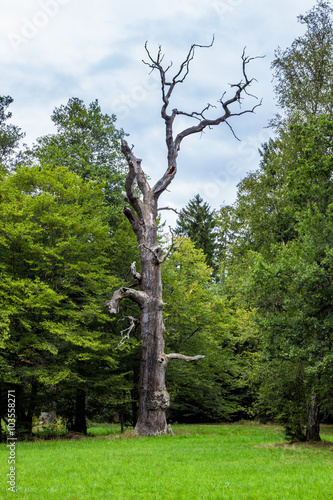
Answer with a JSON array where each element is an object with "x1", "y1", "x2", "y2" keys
[{"x1": 1, "y1": 423, "x2": 333, "y2": 499}]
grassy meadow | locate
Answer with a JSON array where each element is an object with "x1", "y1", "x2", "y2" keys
[{"x1": 1, "y1": 423, "x2": 333, "y2": 499}]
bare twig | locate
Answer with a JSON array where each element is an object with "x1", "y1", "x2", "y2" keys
[
  {"x1": 118, "y1": 316, "x2": 139, "y2": 347},
  {"x1": 157, "y1": 206, "x2": 181, "y2": 215},
  {"x1": 159, "y1": 228, "x2": 186, "y2": 264}
]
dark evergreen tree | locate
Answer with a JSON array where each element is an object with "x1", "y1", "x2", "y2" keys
[
  {"x1": 175, "y1": 194, "x2": 217, "y2": 270},
  {"x1": 0, "y1": 95, "x2": 25, "y2": 170}
]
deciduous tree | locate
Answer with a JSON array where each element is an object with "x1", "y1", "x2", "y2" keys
[
  {"x1": 226, "y1": 116, "x2": 333, "y2": 441},
  {"x1": 29, "y1": 98, "x2": 127, "y2": 225},
  {"x1": 272, "y1": 0, "x2": 333, "y2": 120},
  {"x1": 0, "y1": 165, "x2": 118, "y2": 436}
]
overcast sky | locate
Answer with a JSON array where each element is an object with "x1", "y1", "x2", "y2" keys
[{"x1": 1, "y1": 0, "x2": 318, "y2": 225}]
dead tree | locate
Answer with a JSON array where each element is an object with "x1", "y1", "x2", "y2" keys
[{"x1": 106, "y1": 39, "x2": 261, "y2": 435}]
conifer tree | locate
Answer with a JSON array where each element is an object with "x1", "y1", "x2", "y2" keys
[{"x1": 175, "y1": 194, "x2": 217, "y2": 270}]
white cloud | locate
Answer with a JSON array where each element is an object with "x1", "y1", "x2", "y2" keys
[{"x1": 1, "y1": 0, "x2": 317, "y2": 213}]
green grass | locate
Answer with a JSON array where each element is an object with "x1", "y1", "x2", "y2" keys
[{"x1": 1, "y1": 423, "x2": 333, "y2": 499}]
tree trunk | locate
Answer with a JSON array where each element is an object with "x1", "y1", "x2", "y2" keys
[
  {"x1": 74, "y1": 387, "x2": 87, "y2": 435},
  {"x1": 16, "y1": 380, "x2": 38, "y2": 437},
  {"x1": 306, "y1": 393, "x2": 320, "y2": 442},
  {"x1": 130, "y1": 364, "x2": 139, "y2": 427},
  {"x1": 134, "y1": 247, "x2": 169, "y2": 435}
]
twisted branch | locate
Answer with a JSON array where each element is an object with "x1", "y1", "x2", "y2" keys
[
  {"x1": 105, "y1": 287, "x2": 148, "y2": 314},
  {"x1": 121, "y1": 139, "x2": 151, "y2": 215},
  {"x1": 118, "y1": 316, "x2": 139, "y2": 347}
]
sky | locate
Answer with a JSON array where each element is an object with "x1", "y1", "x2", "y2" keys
[{"x1": 1, "y1": 0, "x2": 318, "y2": 226}]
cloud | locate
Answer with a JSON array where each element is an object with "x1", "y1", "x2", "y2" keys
[{"x1": 1, "y1": 0, "x2": 317, "y2": 214}]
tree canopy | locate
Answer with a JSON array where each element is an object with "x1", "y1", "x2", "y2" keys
[{"x1": 272, "y1": 0, "x2": 333, "y2": 120}]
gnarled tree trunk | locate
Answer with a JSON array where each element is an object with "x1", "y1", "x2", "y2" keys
[
  {"x1": 306, "y1": 393, "x2": 320, "y2": 442},
  {"x1": 135, "y1": 245, "x2": 168, "y2": 434},
  {"x1": 106, "y1": 39, "x2": 260, "y2": 435}
]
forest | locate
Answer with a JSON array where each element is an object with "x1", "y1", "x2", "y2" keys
[{"x1": 1, "y1": 0, "x2": 333, "y2": 444}]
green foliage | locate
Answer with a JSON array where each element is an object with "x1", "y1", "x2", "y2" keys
[
  {"x1": 29, "y1": 97, "x2": 127, "y2": 224},
  {"x1": 0, "y1": 164, "x2": 121, "y2": 431},
  {"x1": 225, "y1": 116, "x2": 333, "y2": 439},
  {"x1": 253, "y1": 359, "x2": 308, "y2": 441},
  {"x1": 0, "y1": 97, "x2": 141, "y2": 433},
  {"x1": 272, "y1": 0, "x2": 333, "y2": 119},
  {"x1": 162, "y1": 238, "x2": 256, "y2": 422}
]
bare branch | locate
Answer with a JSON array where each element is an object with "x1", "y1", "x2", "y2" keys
[
  {"x1": 172, "y1": 49, "x2": 262, "y2": 145},
  {"x1": 118, "y1": 316, "x2": 139, "y2": 347},
  {"x1": 144, "y1": 37, "x2": 217, "y2": 202},
  {"x1": 152, "y1": 164, "x2": 177, "y2": 199},
  {"x1": 143, "y1": 36, "x2": 215, "y2": 119},
  {"x1": 159, "y1": 228, "x2": 186, "y2": 264},
  {"x1": 105, "y1": 287, "x2": 148, "y2": 314},
  {"x1": 173, "y1": 103, "x2": 217, "y2": 121},
  {"x1": 157, "y1": 206, "x2": 181, "y2": 215},
  {"x1": 122, "y1": 206, "x2": 144, "y2": 240},
  {"x1": 166, "y1": 353, "x2": 205, "y2": 362},
  {"x1": 147, "y1": 44, "x2": 263, "y2": 200},
  {"x1": 170, "y1": 36, "x2": 215, "y2": 86}
]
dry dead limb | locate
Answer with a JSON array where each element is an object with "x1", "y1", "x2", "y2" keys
[{"x1": 118, "y1": 316, "x2": 139, "y2": 347}]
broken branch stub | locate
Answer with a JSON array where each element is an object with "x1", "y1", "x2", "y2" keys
[{"x1": 159, "y1": 353, "x2": 205, "y2": 366}]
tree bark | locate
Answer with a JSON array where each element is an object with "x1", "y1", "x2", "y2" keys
[
  {"x1": 135, "y1": 245, "x2": 169, "y2": 434},
  {"x1": 306, "y1": 393, "x2": 321, "y2": 442}
]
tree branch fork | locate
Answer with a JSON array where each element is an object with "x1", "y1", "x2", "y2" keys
[{"x1": 120, "y1": 38, "x2": 263, "y2": 218}]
